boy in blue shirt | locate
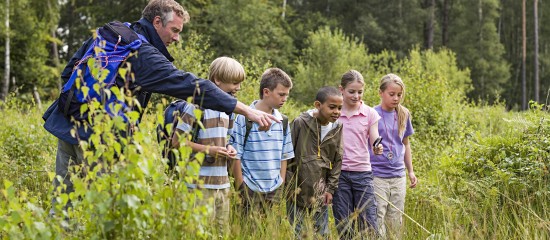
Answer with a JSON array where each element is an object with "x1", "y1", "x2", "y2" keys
[{"x1": 230, "y1": 68, "x2": 295, "y2": 214}]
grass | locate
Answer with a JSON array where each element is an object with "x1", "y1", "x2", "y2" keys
[{"x1": 0, "y1": 100, "x2": 548, "y2": 239}]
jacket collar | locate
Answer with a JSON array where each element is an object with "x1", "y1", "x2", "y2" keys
[
  {"x1": 300, "y1": 110, "x2": 340, "y2": 133},
  {"x1": 132, "y1": 18, "x2": 174, "y2": 62}
]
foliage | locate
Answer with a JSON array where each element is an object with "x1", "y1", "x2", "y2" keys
[
  {"x1": 446, "y1": 0, "x2": 510, "y2": 103},
  {"x1": 0, "y1": 0, "x2": 60, "y2": 97},
  {"x1": 293, "y1": 26, "x2": 369, "y2": 103},
  {"x1": 203, "y1": 0, "x2": 294, "y2": 71}
]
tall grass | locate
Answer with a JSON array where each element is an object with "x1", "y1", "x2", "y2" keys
[{"x1": 1, "y1": 99, "x2": 547, "y2": 239}]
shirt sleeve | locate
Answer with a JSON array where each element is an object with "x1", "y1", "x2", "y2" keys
[
  {"x1": 281, "y1": 120, "x2": 295, "y2": 161},
  {"x1": 129, "y1": 43, "x2": 237, "y2": 114},
  {"x1": 227, "y1": 113, "x2": 235, "y2": 144},
  {"x1": 230, "y1": 114, "x2": 246, "y2": 160},
  {"x1": 175, "y1": 104, "x2": 196, "y2": 133},
  {"x1": 404, "y1": 113, "x2": 414, "y2": 138},
  {"x1": 368, "y1": 106, "x2": 382, "y2": 127}
]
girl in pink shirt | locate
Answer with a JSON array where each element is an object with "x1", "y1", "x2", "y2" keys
[{"x1": 332, "y1": 70, "x2": 383, "y2": 239}]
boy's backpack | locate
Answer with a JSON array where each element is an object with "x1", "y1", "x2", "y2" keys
[
  {"x1": 58, "y1": 21, "x2": 147, "y2": 122},
  {"x1": 157, "y1": 100, "x2": 203, "y2": 171},
  {"x1": 157, "y1": 101, "x2": 289, "y2": 171}
]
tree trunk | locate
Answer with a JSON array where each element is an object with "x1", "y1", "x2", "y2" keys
[
  {"x1": 442, "y1": 0, "x2": 450, "y2": 46},
  {"x1": 2, "y1": 0, "x2": 10, "y2": 101},
  {"x1": 47, "y1": 0, "x2": 61, "y2": 91},
  {"x1": 478, "y1": 0, "x2": 486, "y2": 95},
  {"x1": 33, "y1": 85, "x2": 42, "y2": 110},
  {"x1": 423, "y1": 0, "x2": 435, "y2": 50},
  {"x1": 282, "y1": 0, "x2": 287, "y2": 20},
  {"x1": 534, "y1": 0, "x2": 539, "y2": 103},
  {"x1": 522, "y1": 0, "x2": 527, "y2": 110}
]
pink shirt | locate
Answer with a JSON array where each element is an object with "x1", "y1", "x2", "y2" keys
[{"x1": 339, "y1": 103, "x2": 381, "y2": 172}]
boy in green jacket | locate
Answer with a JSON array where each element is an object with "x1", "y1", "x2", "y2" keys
[{"x1": 286, "y1": 86, "x2": 344, "y2": 237}]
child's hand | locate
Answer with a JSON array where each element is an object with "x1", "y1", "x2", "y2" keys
[
  {"x1": 408, "y1": 171, "x2": 418, "y2": 188},
  {"x1": 323, "y1": 192, "x2": 333, "y2": 205},
  {"x1": 206, "y1": 146, "x2": 230, "y2": 158},
  {"x1": 373, "y1": 144, "x2": 384, "y2": 155},
  {"x1": 226, "y1": 145, "x2": 237, "y2": 159}
]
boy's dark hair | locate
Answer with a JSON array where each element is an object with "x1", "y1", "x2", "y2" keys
[
  {"x1": 316, "y1": 86, "x2": 342, "y2": 103},
  {"x1": 259, "y1": 68, "x2": 292, "y2": 99}
]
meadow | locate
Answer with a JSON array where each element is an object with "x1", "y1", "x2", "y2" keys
[{"x1": 0, "y1": 37, "x2": 549, "y2": 239}]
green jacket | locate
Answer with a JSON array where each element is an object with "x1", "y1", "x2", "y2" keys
[{"x1": 286, "y1": 111, "x2": 343, "y2": 208}]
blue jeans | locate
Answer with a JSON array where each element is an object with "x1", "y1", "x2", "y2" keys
[
  {"x1": 332, "y1": 171, "x2": 378, "y2": 239},
  {"x1": 287, "y1": 203, "x2": 329, "y2": 238}
]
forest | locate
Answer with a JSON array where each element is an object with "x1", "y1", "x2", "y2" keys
[{"x1": 0, "y1": 0, "x2": 549, "y2": 239}]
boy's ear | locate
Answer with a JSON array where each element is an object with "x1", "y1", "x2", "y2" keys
[
  {"x1": 262, "y1": 88, "x2": 270, "y2": 96},
  {"x1": 213, "y1": 78, "x2": 221, "y2": 86},
  {"x1": 314, "y1": 100, "x2": 321, "y2": 109}
]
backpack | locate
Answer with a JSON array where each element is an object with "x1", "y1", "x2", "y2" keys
[
  {"x1": 157, "y1": 100, "x2": 204, "y2": 171},
  {"x1": 158, "y1": 100, "x2": 289, "y2": 171},
  {"x1": 58, "y1": 21, "x2": 147, "y2": 122}
]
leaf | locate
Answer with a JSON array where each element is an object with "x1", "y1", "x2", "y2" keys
[
  {"x1": 124, "y1": 194, "x2": 140, "y2": 209},
  {"x1": 3, "y1": 180, "x2": 13, "y2": 189},
  {"x1": 87, "y1": 58, "x2": 99, "y2": 80},
  {"x1": 118, "y1": 67, "x2": 128, "y2": 81},
  {"x1": 80, "y1": 104, "x2": 88, "y2": 115},
  {"x1": 98, "y1": 68, "x2": 110, "y2": 83},
  {"x1": 81, "y1": 86, "x2": 90, "y2": 98}
]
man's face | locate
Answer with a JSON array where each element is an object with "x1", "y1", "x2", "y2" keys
[{"x1": 153, "y1": 13, "x2": 184, "y2": 46}]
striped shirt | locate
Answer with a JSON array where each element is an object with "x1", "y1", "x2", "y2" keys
[
  {"x1": 176, "y1": 103, "x2": 233, "y2": 189},
  {"x1": 230, "y1": 101, "x2": 295, "y2": 193}
]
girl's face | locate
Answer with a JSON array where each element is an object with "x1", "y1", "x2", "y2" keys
[
  {"x1": 340, "y1": 81, "x2": 364, "y2": 107},
  {"x1": 379, "y1": 82, "x2": 403, "y2": 111}
]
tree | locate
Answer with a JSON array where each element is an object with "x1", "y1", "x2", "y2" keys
[
  {"x1": 0, "y1": 0, "x2": 60, "y2": 100},
  {"x1": 441, "y1": 0, "x2": 451, "y2": 46},
  {"x1": 1, "y1": 0, "x2": 9, "y2": 101},
  {"x1": 533, "y1": 0, "x2": 539, "y2": 103},
  {"x1": 203, "y1": 0, "x2": 294, "y2": 69},
  {"x1": 522, "y1": 0, "x2": 527, "y2": 109},
  {"x1": 446, "y1": 0, "x2": 509, "y2": 102},
  {"x1": 423, "y1": 0, "x2": 436, "y2": 50},
  {"x1": 292, "y1": 27, "x2": 369, "y2": 103}
]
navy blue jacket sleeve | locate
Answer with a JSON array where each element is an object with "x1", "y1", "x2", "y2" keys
[{"x1": 129, "y1": 43, "x2": 238, "y2": 114}]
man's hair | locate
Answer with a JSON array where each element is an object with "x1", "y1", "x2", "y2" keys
[
  {"x1": 259, "y1": 68, "x2": 292, "y2": 99},
  {"x1": 142, "y1": 0, "x2": 190, "y2": 26},
  {"x1": 208, "y1": 57, "x2": 245, "y2": 84},
  {"x1": 316, "y1": 86, "x2": 342, "y2": 103}
]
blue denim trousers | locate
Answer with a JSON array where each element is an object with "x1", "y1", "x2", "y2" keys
[
  {"x1": 287, "y1": 202, "x2": 329, "y2": 238},
  {"x1": 332, "y1": 170, "x2": 378, "y2": 239}
]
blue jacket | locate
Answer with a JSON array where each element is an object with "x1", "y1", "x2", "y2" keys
[{"x1": 43, "y1": 18, "x2": 237, "y2": 145}]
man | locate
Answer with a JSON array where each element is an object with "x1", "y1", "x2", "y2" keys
[{"x1": 43, "y1": 0, "x2": 276, "y2": 213}]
